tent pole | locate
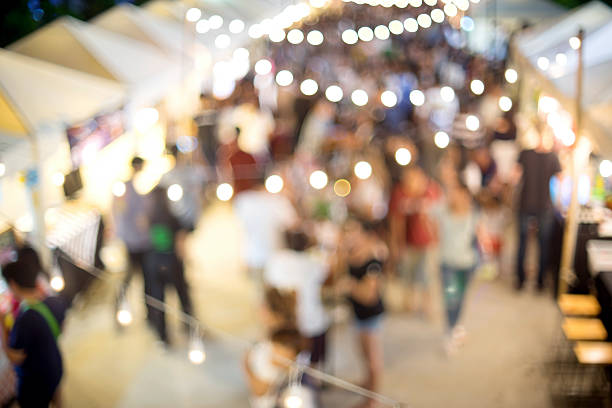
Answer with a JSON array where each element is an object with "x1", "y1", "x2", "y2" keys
[{"x1": 558, "y1": 29, "x2": 584, "y2": 298}]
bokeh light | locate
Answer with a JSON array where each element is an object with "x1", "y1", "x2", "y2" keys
[
  {"x1": 287, "y1": 29, "x2": 305, "y2": 44},
  {"x1": 440, "y1": 86, "x2": 455, "y2": 103},
  {"x1": 354, "y1": 161, "x2": 373, "y2": 179},
  {"x1": 307, "y1": 30, "x2": 324, "y2": 45},
  {"x1": 216, "y1": 183, "x2": 234, "y2": 201},
  {"x1": 325, "y1": 85, "x2": 343, "y2": 102},
  {"x1": 498, "y1": 96, "x2": 513, "y2": 112},
  {"x1": 465, "y1": 115, "x2": 480, "y2": 131},
  {"x1": 342, "y1": 29, "x2": 359, "y2": 45},
  {"x1": 395, "y1": 148, "x2": 412, "y2": 166},
  {"x1": 504, "y1": 68, "x2": 518, "y2": 84},
  {"x1": 351, "y1": 89, "x2": 369, "y2": 106},
  {"x1": 334, "y1": 179, "x2": 351, "y2": 197},
  {"x1": 434, "y1": 131, "x2": 450, "y2": 148},
  {"x1": 265, "y1": 175, "x2": 284, "y2": 193},
  {"x1": 309, "y1": 170, "x2": 328, "y2": 189},
  {"x1": 276, "y1": 70, "x2": 294, "y2": 86},
  {"x1": 185, "y1": 8, "x2": 201, "y2": 22},
  {"x1": 470, "y1": 79, "x2": 484, "y2": 95},
  {"x1": 409, "y1": 89, "x2": 425, "y2": 106},
  {"x1": 358, "y1": 27, "x2": 374, "y2": 42},
  {"x1": 381, "y1": 90, "x2": 398, "y2": 107},
  {"x1": 600, "y1": 160, "x2": 612, "y2": 178},
  {"x1": 167, "y1": 184, "x2": 184, "y2": 202},
  {"x1": 404, "y1": 18, "x2": 418, "y2": 33},
  {"x1": 300, "y1": 79, "x2": 319, "y2": 96}
]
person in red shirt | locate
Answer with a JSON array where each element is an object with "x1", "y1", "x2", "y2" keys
[{"x1": 389, "y1": 165, "x2": 441, "y2": 316}]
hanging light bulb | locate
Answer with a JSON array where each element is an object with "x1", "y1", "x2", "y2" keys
[
  {"x1": 116, "y1": 291, "x2": 133, "y2": 326},
  {"x1": 50, "y1": 261, "x2": 65, "y2": 292},
  {"x1": 188, "y1": 327, "x2": 206, "y2": 364},
  {"x1": 283, "y1": 385, "x2": 305, "y2": 408}
]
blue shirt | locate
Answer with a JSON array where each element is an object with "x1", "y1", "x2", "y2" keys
[{"x1": 10, "y1": 296, "x2": 66, "y2": 399}]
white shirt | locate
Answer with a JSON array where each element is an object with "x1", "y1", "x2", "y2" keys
[
  {"x1": 233, "y1": 191, "x2": 297, "y2": 270},
  {"x1": 265, "y1": 249, "x2": 330, "y2": 337}
]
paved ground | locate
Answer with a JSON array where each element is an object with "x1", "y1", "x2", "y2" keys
[{"x1": 59, "y1": 202, "x2": 562, "y2": 408}]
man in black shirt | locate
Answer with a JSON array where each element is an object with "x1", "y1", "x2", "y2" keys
[
  {"x1": 1, "y1": 248, "x2": 66, "y2": 407},
  {"x1": 515, "y1": 136, "x2": 561, "y2": 291}
]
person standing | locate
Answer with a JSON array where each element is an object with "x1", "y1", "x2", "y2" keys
[
  {"x1": 514, "y1": 133, "x2": 561, "y2": 291},
  {"x1": 1, "y1": 249, "x2": 66, "y2": 408}
]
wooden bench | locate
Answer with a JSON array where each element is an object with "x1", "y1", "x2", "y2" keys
[
  {"x1": 562, "y1": 318, "x2": 608, "y2": 341},
  {"x1": 558, "y1": 294, "x2": 601, "y2": 317}
]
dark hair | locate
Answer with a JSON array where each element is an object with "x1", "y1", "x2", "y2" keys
[
  {"x1": 131, "y1": 156, "x2": 144, "y2": 168},
  {"x1": 2, "y1": 247, "x2": 41, "y2": 289},
  {"x1": 285, "y1": 230, "x2": 309, "y2": 252},
  {"x1": 264, "y1": 287, "x2": 297, "y2": 328},
  {"x1": 270, "y1": 327, "x2": 305, "y2": 355}
]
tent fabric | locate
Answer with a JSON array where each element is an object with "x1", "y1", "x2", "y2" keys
[
  {"x1": 470, "y1": 0, "x2": 565, "y2": 21},
  {"x1": 0, "y1": 92, "x2": 28, "y2": 137}
]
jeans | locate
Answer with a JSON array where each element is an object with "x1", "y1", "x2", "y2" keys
[
  {"x1": 441, "y1": 264, "x2": 471, "y2": 331},
  {"x1": 516, "y1": 211, "x2": 554, "y2": 288},
  {"x1": 143, "y1": 252, "x2": 193, "y2": 343}
]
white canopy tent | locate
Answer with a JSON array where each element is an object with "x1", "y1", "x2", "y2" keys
[
  {"x1": 8, "y1": 16, "x2": 180, "y2": 110},
  {"x1": 0, "y1": 49, "x2": 125, "y2": 232}
]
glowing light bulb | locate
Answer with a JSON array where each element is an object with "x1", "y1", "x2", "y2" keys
[
  {"x1": 265, "y1": 175, "x2": 284, "y2": 193},
  {"x1": 351, "y1": 89, "x2": 369, "y2": 106},
  {"x1": 395, "y1": 148, "x2": 412, "y2": 166},
  {"x1": 440, "y1": 86, "x2": 455, "y2": 103},
  {"x1": 409, "y1": 89, "x2": 425, "y2": 106},
  {"x1": 229, "y1": 19, "x2": 245, "y2": 34},
  {"x1": 276, "y1": 70, "x2": 294, "y2": 86},
  {"x1": 404, "y1": 18, "x2": 418, "y2": 33},
  {"x1": 417, "y1": 14, "x2": 432, "y2": 28},
  {"x1": 505, "y1": 68, "x2": 518, "y2": 84},
  {"x1": 254, "y1": 59, "x2": 272, "y2": 75},
  {"x1": 300, "y1": 79, "x2": 318, "y2": 96},
  {"x1": 116, "y1": 297, "x2": 133, "y2": 326},
  {"x1": 380, "y1": 90, "x2": 398, "y2": 107},
  {"x1": 569, "y1": 36, "x2": 581, "y2": 50},
  {"x1": 325, "y1": 85, "x2": 343, "y2": 102},
  {"x1": 431, "y1": 9, "x2": 445, "y2": 23},
  {"x1": 470, "y1": 79, "x2": 484, "y2": 95},
  {"x1": 307, "y1": 30, "x2": 324, "y2": 45},
  {"x1": 389, "y1": 20, "x2": 404, "y2": 35},
  {"x1": 216, "y1": 183, "x2": 234, "y2": 201},
  {"x1": 309, "y1": 170, "x2": 328, "y2": 189},
  {"x1": 358, "y1": 27, "x2": 374, "y2": 42},
  {"x1": 354, "y1": 161, "x2": 373, "y2": 179},
  {"x1": 374, "y1": 25, "x2": 390, "y2": 40},
  {"x1": 465, "y1": 115, "x2": 480, "y2": 131},
  {"x1": 434, "y1": 131, "x2": 450, "y2": 148},
  {"x1": 167, "y1": 184, "x2": 184, "y2": 202},
  {"x1": 188, "y1": 333, "x2": 206, "y2": 364},
  {"x1": 50, "y1": 274, "x2": 65, "y2": 292},
  {"x1": 112, "y1": 181, "x2": 126, "y2": 197},
  {"x1": 287, "y1": 29, "x2": 304, "y2": 44},
  {"x1": 600, "y1": 160, "x2": 612, "y2": 178},
  {"x1": 537, "y1": 57, "x2": 550, "y2": 71},
  {"x1": 185, "y1": 8, "x2": 201, "y2": 22},
  {"x1": 342, "y1": 29, "x2": 358, "y2": 45},
  {"x1": 52, "y1": 172, "x2": 65, "y2": 187},
  {"x1": 498, "y1": 96, "x2": 512, "y2": 112},
  {"x1": 209, "y1": 15, "x2": 223, "y2": 30}
]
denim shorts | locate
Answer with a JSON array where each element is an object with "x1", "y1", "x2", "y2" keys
[{"x1": 355, "y1": 314, "x2": 383, "y2": 332}]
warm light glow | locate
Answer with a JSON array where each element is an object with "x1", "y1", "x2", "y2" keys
[
  {"x1": 307, "y1": 30, "x2": 324, "y2": 45},
  {"x1": 52, "y1": 172, "x2": 65, "y2": 187},
  {"x1": 325, "y1": 85, "x2": 343, "y2": 102},
  {"x1": 248, "y1": 24, "x2": 264, "y2": 39},
  {"x1": 537, "y1": 56, "x2": 550, "y2": 71},
  {"x1": 134, "y1": 107, "x2": 159, "y2": 132},
  {"x1": 498, "y1": 96, "x2": 512, "y2": 112},
  {"x1": 470, "y1": 79, "x2": 484, "y2": 95},
  {"x1": 440, "y1": 86, "x2": 455, "y2": 103},
  {"x1": 50, "y1": 275, "x2": 65, "y2": 292},
  {"x1": 395, "y1": 148, "x2": 412, "y2": 166},
  {"x1": 300, "y1": 79, "x2": 318, "y2": 96},
  {"x1": 254, "y1": 59, "x2": 272, "y2": 75},
  {"x1": 116, "y1": 297, "x2": 133, "y2": 326},
  {"x1": 351, "y1": 89, "x2": 369, "y2": 106},
  {"x1": 409, "y1": 89, "x2": 425, "y2": 106},
  {"x1": 455, "y1": 0, "x2": 470, "y2": 11},
  {"x1": 189, "y1": 349, "x2": 206, "y2": 364},
  {"x1": 284, "y1": 395, "x2": 303, "y2": 408},
  {"x1": 269, "y1": 29, "x2": 286, "y2": 43},
  {"x1": 600, "y1": 160, "x2": 612, "y2": 178},
  {"x1": 555, "y1": 53, "x2": 567, "y2": 66},
  {"x1": 309, "y1": 170, "x2": 328, "y2": 189},
  {"x1": 196, "y1": 19, "x2": 210, "y2": 34},
  {"x1": 276, "y1": 70, "x2": 294, "y2": 86},
  {"x1": 417, "y1": 14, "x2": 432, "y2": 28},
  {"x1": 404, "y1": 18, "x2": 418, "y2": 33},
  {"x1": 334, "y1": 179, "x2": 351, "y2": 197},
  {"x1": 431, "y1": 9, "x2": 445, "y2": 23},
  {"x1": 209, "y1": 15, "x2": 223, "y2": 30},
  {"x1": 444, "y1": 3, "x2": 458, "y2": 17},
  {"x1": 342, "y1": 29, "x2": 359, "y2": 45},
  {"x1": 310, "y1": 0, "x2": 327, "y2": 8},
  {"x1": 381, "y1": 90, "x2": 398, "y2": 107},
  {"x1": 504, "y1": 68, "x2": 518, "y2": 84},
  {"x1": 185, "y1": 8, "x2": 202, "y2": 22},
  {"x1": 15, "y1": 215, "x2": 33, "y2": 233},
  {"x1": 358, "y1": 27, "x2": 374, "y2": 42},
  {"x1": 216, "y1": 183, "x2": 234, "y2": 201},
  {"x1": 354, "y1": 161, "x2": 373, "y2": 179},
  {"x1": 112, "y1": 181, "x2": 126, "y2": 197},
  {"x1": 389, "y1": 20, "x2": 404, "y2": 35},
  {"x1": 229, "y1": 19, "x2": 245, "y2": 34},
  {"x1": 287, "y1": 29, "x2": 305, "y2": 44},
  {"x1": 538, "y1": 96, "x2": 560, "y2": 114},
  {"x1": 215, "y1": 34, "x2": 231, "y2": 49},
  {"x1": 167, "y1": 184, "x2": 184, "y2": 202},
  {"x1": 265, "y1": 175, "x2": 284, "y2": 193},
  {"x1": 434, "y1": 131, "x2": 450, "y2": 148},
  {"x1": 569, "y1": 36, "x2": 581, "y2": 50},
  {"x1": 465, "y1": 115, "x2": 480, "y2": 131}
]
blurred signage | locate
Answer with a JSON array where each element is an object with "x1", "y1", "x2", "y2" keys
[{"x1": 66, "y1": 109, "x2": 124, "y2": 168}]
